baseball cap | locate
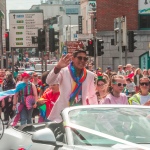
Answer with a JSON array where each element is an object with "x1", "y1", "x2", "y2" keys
[
  {"x1": 107, "y1": 66, "x2": 112, "y2": 70},
  {"x1": 21, "y1": 72, "x2": 30, "y2": 78}
]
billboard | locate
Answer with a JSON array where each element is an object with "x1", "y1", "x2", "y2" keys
[
  {"x1": 9, "y1": 10, "x2": 43, "y2": 48},
  {"x1": 88, "y1": 1, "x2": 96, "y2": 12},
  {"x1": 65, "y1": 41, "x2": 84, "y2": 53},
  {"x1": 139, "y1": 0, "x2": 150, "y2": 14}
]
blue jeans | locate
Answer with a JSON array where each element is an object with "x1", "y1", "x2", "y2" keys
[{"x1": 20, "y1": 106, "x2": 33, "y2": 125}]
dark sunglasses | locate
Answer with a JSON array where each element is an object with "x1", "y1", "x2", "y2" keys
[
  {"x1": 118, "y1": 68, "x2": 120, "y2": 69},
  {"x1": 76, "y1": 56, "x2": 88, "y2": 61},
  {"x1": 140, "y1": 82, "x2": 149, "y2": 86},
  {"x1": 33, "y1": 75, "x2": 38, "y2": 77},
  {"x1": 113, "y1": 82, "x2": 126, "y2": 87}
]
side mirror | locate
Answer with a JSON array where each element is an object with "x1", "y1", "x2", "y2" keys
[
  {"x1": 0, "y1": 118, "x2": 4, "y2": 139},
  {"x1": 32, "y1": 128, "x2": 57, "y2": 145}
]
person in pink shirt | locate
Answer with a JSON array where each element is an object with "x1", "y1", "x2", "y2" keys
[{"x1": 102, "y1": 75, "x2": 128, "y2": 104}]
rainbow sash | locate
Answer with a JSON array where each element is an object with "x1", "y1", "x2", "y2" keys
[{"x1": 68, "y1": 62, "x2": 87, "y2": 106}]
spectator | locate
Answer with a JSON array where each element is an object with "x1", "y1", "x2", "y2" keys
[
  {"x1": 129, "y1": 77, "x2": 150, "y2": 105},
  {"x1": 46, "y1": 50, "x2": 97, "y2": 122},
  {"x1": 117, "y1": 65, "x2": 125, "y2": 76},
  {"x1": 126, "y1": 78, "x2": 136, "y2": 96},
  {"x1": 40, "y1": 71, "x2": 49, "y2": 97},
  {"x1": 13, "y1": 67, "x2": 19, "y2": 80},
  {"x1": 96, "y1": 73, "x2": 109, "y2": 104},
  {"x1": 125, "y1": 64, "x2": 133, "y2": 75},
  {"x1": 102, "y1": 75, "x2": 128, "y2": 104},
  {"x1": 38, "y1": 83, "x2": 60, "y2": 123},
  {"x1": 31, "y1": 72, "x2": 42, "y2": 123},
  {"x1": 134, "y1": 68, "x2": 143, "y2": 93},
  {"x1": 2, "y1": 71, "x2": 16, "y2": 125},
  {"x1": 143, "y1": 69, "x2": 148, "y2": 77},
  {"x1": 105, "y1": 66, "x2": 113, "y2": 78},
  {"x1": 13, "y1": 72, "x2": 38, "y2": 125}
]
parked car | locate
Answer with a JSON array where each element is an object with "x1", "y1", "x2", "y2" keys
[
  {"x1": 0, "y1": 105, "x2": 150, "y2": 149},
  {"x1": 18, "y1": 68, "x2": 26, "y2": 74}
]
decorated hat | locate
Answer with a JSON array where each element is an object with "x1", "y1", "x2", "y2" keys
[
  {"x1": 97, "y1": 72, "x2": 103, "y2": 80},
  {"x1": 21, "y1": 72, "x2": 30, "y2": 78}
]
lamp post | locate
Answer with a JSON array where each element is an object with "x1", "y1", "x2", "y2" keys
[
  {"x1": 0, "y1": 11, "x2": 4, "y2": 70},
  {"x1": 68, "y1": 16, "x2": 71, "y2": 41}
]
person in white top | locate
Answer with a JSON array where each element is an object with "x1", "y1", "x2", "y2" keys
[
  {"x1": 46, "y1": 50, "x2": 97, "y2": 122},
  {"x1": 117, "y1": 65, "x2": 125, "y2": 76}
]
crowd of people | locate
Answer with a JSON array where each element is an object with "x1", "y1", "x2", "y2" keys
[{"x1": 0, "y1": 49, "x2": 150, "y2": 125}]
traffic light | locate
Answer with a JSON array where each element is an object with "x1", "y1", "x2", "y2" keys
[
  {"x1": 18, "y1": 49, "x2": 23, "y2": 61},
  {"x1": 5, "y1": 32, "x2": 9, "y2": 51},
  {"x1": 49, "y1": 28, "x2": 59, "y2": 52},
  {"x1": 128, "y1": 31, "x2": 137, "y2": 52},
  {"x1": 97, "y1": 39, "x2": 104, "y2": 56},
  {"x1": 38, "y1": 28, "x2": 45, "y2": 51},
  {"x1": 87, "y1": 39, "x2": 94, "y2": 56}
]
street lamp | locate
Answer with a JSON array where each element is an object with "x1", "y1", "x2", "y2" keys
[{"x1": 68, "y1": 16, "x2": 71, "y2": 41}]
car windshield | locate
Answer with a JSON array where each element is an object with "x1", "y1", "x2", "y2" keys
[{"x1": 69, "y1": 107, "x2": 150, "y2": 146}]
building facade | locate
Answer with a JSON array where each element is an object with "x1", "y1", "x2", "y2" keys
[
  {"x1": 81, "y1": 0, "x2": 150, "y2": 71},
  {"x1": 0, "y1": 0, "x2": 6, "y2": 54}
]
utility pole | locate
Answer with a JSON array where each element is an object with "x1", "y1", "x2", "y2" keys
[
  {"x1": 114, "y1": 16, "x2": 127, "y2": 65},
  {"x1": 118, "y1": 17, "x2": 122, "y2": 65},
  {"x1": 0, "y1": 11, "x2": 4, "y2": 70}
]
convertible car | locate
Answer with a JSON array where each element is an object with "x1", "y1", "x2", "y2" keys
[{"x1": 0, "y1": 105, "x2": 150, "y2": 150}]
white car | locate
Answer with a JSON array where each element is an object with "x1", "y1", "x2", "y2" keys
[{"x1": 0, "y1": 105, "x2": 150, "y2": 149}]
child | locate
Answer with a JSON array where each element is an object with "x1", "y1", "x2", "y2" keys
[
  {"x1": 102, "y1": 75, "x2": 128, "y2": 104},
  {"x1": 126, "y1": 78, "x2": 136, "y2": 96}
]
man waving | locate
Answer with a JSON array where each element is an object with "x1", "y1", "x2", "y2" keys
[{"x1": 46, "y1": 50, "x2": 97, "y2": 122}]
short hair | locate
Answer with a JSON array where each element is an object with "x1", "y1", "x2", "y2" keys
[
  {"x1": 72, "y1": 49, "x2": 86, "y2": 57},
  {"x1": 126, "y1": 64, "x2": 132, "y2": 68}
]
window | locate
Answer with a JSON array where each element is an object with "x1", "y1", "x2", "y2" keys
[{"x1": 139, "y1": 14, "x2": 150, "y2": 29}]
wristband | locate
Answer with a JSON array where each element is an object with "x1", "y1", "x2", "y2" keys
[{"x1": 13, "y1": 104, "x2": 16, "y2": 106}]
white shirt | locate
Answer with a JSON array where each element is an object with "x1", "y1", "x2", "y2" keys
[{"x1": 140, "y1": 95, "x2": 150, "y2": 105}]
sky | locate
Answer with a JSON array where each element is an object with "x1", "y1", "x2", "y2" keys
[
  {"x1": 6, "y1": 0, "x2": 41, "y2": 28},
  {"x1": 6, "y1": 0, "x2": 41, "y2": 11}
]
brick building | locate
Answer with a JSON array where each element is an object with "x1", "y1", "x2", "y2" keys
[{"x1": 81, "y1": 0, "x2": 150, "y2": 71}]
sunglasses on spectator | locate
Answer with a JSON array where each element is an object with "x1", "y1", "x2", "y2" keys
[
  {"x1": 76, "y1": 56, "x2": 88, "y2": 61},
  {"x1": 118, "y1": 68, "x2": 121, "y2": 69},
  {"x1": 113, "y1": 82, "x2": 126, "y2": 87},
  {"x1": 140, "y1": 82, "x2": 149, "y2": 86}
]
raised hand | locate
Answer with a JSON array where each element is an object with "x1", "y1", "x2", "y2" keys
[
  {"x1": 56, "y1": 53, "x2": 72, "y2": 69},
  {"x1": 144, "y1": 100, "x2": 150, "y2": 106}
]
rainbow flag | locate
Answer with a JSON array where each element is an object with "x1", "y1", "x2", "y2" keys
[{"x1": 0, "y1": 82, "x2": 26, "y2": 101}]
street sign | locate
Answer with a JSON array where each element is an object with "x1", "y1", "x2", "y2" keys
[
  {"x1": 9, "y1": 10, "x2": 43, "y2": 48},
  {"x1": 65, "y1": 41, "x2": 84, "y2": 53},
  {"x1": 139, "y1": 51, "x2": 150, "y2": 70}
]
